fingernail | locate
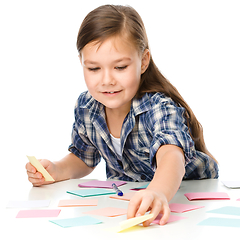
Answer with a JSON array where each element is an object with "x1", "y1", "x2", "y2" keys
[{"x1": 160, "y1": 220, "x2": 165, "y2": 225}]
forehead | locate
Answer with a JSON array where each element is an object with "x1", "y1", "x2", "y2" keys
[{"x1": 81, "y1": 36, "x2": 139, "y2": 61}]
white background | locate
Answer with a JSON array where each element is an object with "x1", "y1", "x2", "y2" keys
[{"x1": 1, "y1": 0, "x2": 240, "y2": 188}]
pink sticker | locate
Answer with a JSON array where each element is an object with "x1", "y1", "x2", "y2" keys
[
  {"x1": 16, "y1": 209, "x2": 61, "y2": 218},
  {"x1": 169, "y1": 203, "x2": 204, "y2": 213},
  {"x1": 152, "y1": 214, "x2": 187, "y2": 224},
  {"x1": 184, "y1": 192, "x2": 230, "y2": 201},
  {"x1": 78, "y1": 180, "x2": 126, "y2": 188}
]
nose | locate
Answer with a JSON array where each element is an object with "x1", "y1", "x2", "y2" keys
[{"x1": 101, "y1": 69, "x2": 116, "y2": 85}]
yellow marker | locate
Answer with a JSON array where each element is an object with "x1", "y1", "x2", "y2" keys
[
  {"x1": 27, "y1": 156, "x2": 55, "y2": 182},
  {"x1": 118, "y1": 213, "x2": 154, "y2": 232}
]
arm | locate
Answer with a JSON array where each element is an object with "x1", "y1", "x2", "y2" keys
[
  {"x1": 127, "y1": 144, "x2": 185, "y2": 226},
  {"x1": 148, "y1": 144, "x2": 185, "y2": 201},
  {"x1": 26, "y1": 153, "x2": 95, "y2": 186},
  {"x1": 55, "y1": 153, "x2": 95, "y2": 180}
]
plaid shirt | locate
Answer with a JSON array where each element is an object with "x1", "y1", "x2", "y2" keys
[{"x1": 69, "y1": 91, "x2": 218, "y2": 181}]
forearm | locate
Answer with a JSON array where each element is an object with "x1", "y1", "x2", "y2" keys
[
  {"x1": 54, "y1": 153, "x2": 95, "y2": 181},
  {"x1": 127, "y1": 145, "x2": 185, "y2": 225},
  {"x1": 147, "y1": 145, "x2": 185, "y2": 202}
]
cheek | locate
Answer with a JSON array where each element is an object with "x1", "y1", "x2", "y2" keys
[
  {"x1": 130, "y1": 61, "x2": 142, "y2": 81},
  {"x1": 83, "y1": 70, "x2": 96, "y2": 90},
  {"x1": 127, "y1": 65, "x2": 142, "y2": 86}
]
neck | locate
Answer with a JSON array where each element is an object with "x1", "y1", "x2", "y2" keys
[{"x1": 105, "y1": 105, "x2": 131, "y2": 138}]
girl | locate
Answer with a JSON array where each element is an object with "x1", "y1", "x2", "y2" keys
[{"x1": 26, "y1": 5, "x2": 218, "y2": 226}]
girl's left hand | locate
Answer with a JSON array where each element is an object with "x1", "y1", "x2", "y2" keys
[{"x1": 127, "y1": 189, "x2": 170, "y2": 227}]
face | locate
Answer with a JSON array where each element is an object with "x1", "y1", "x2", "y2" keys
[{"x1": 80, "y1": 36, "x2": 149, "y2": 114}]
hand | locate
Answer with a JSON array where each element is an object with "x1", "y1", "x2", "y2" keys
[
  {"x1": 127, "y1": 189, "x2": 170, "y2": 227},
  {"x1": 25, "y1": 159, "x2": 56, "y2": 187}
]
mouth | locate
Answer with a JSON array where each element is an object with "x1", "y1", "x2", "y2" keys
[
  {"x1": 102, "y1": 90, "x2": 122, "y2": 96},
  {"x1": 103, "y1": 90, "x2": 121, "y2": 93}
]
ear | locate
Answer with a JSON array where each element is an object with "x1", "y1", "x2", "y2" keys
[{"x1": 141, "y1": 49, "x2": 150, "y2": 74}]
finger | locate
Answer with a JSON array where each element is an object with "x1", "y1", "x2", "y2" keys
[
  {"x1": 127, "y1": 193, "x2": 141, "y2": 219},
  {"x1": 135, "y1": 194, "x2": 154, "y2": 217},
  {"x1": 25, "y1": 162, "x2": 36, "y2": 173},
  {"x1": 27, "y1": 169, "x2": 44, "y2": 186},
  {"x1": 143, "y1": 199, "x2": 162, "y2": 227},
  {"x1": 28, "y1": 175, "x2": 45, "y2": 186},
  {"x1": 159, "y1": 204, "x2": 170, "y2": 225},
  {"x1": 27, "y1": 171, "x2": 43, "y2": 179}
]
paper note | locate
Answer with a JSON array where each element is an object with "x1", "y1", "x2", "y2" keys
[
  {"x1": 221, "y1": 180, "x2": 240, "y2": 188},
  {"x1": 198, "y1": 217, "x2": 240, "y2": 228},
  {"x1": 152, "y1": 213, "x2": 187, "y2": 224},
  {"x1": 207, "y1": 206, "x2": 240, "y2": 216},
  {"x1": 130, "y1": 183, "x2": 149, "y2": 191},
  {"x1": 83, "y1": 207, "x2": 127, "y2": 217},
  {"x1": 67, "y1": 188, "x2": 115, "y2": 197},
  {"x1": 7, "y1": 200, "x2": 50, "y2": 208},
  {"x1": 110, "y1": 191, "x2": 136, "y2": 201},
  {"x1": 26, "y1": 156, "x2": 55, "y2": 182},
  {"x1": 58, "y1": 199, "x2": 98, "y2": 207},
  {"x1": 118, "y1": 213, "x2": 154, "y2": 232},
  {"x1": 184, "y1": 192, "x2": 230, "y2": 201},
  {"x1": 49, "y1": 216, "x2": 102, "y2": 228},
  {"x1": 16, "y1": 209, "x2": 61, "y2": 218},
  {"x1": 78, "y1": 180, "x2": 126, "y2": 188},
  {"x1": 106, "y1": 213, "x2": 186, "y2": 233},
  {"x1": 169, "y1": 203, "x2": 204, "y2": 213}
]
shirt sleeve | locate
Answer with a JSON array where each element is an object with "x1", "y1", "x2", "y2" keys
[
  {"x1": 149, "y1": 98, "x2": 196, "y2": 166},
  {"x1": 68, "y1": 100, "x2": 101, "y2": 168}
]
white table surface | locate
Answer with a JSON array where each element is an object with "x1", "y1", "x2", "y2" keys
[{"x1": 2, "y1": 179, "x2": 240, "y2": 240}]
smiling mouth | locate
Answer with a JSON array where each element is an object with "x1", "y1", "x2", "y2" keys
[{"x1": 103, "y1": 90, "x2": 121, "y2": 94}]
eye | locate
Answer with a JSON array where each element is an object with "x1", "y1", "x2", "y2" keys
[
  {"x1": 115, "y1": 66, "x2": 128, "y2": 71},
  {"x1": 88, "y1": 67, "x2": 100, "y2": 72}
]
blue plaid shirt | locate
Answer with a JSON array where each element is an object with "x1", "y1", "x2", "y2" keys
[{"x1": 68, "y1": 91, "x2": 218, "y2": 181}]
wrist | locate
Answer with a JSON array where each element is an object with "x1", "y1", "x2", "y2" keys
[
  {"x1": 53, "y1": 161, "x2": 70, "y2": 182},
  {"x1": 146, "y1": 183, "x2": 171, "y2": 202}
]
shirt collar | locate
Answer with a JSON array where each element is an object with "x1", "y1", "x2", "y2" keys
[
  {"x1": 81, "y1": 92, "x2": 105, "y2": 122},
  {"x1": 131, "y1": 93, "x2": 152, "y2": 116},
  {"x1": 82, "y1": 91, "x2": 151, "y2": 121}
]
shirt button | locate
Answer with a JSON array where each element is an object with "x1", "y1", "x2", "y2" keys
[{"x1": 141, "y1": 175, "x2": 146, "y2": 180}]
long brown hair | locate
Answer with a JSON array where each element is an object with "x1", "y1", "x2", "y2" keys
[{"x1": 76, "y1": 4, "x2": 217, "y2": 162}]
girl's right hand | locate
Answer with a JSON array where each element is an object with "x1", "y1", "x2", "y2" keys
[{"x1": 25, "y1": 159, "x2": 56, "y2": 187}]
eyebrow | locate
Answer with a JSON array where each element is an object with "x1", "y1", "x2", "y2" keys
[{"x1": 83, "y1": 57, "x2": 132, "y2": 65}]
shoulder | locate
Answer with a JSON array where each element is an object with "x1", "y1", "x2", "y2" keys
[
  {"x1": 148, "y1": 92, "x2": 177, "y2": 107},
  {"x1": 146, "y1": 92, "x2": 183, "y2": 118},
  {"x1": 134, "y1": 92, "x2": 176, "y2": 114},
  {"x1": 143, "y1": 92, "x2": 187, "y2": 131}
]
